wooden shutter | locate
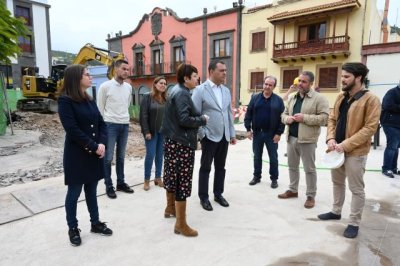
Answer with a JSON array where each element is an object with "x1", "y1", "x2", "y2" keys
[
  {"x1": 250, "y1": 72, "x2": 264, "y2": 91},
  {"x1": 319, "y1": 67, "x2": 338, "y2": 88},
  {"x1": 283, "y1": 69, "x2": 299, "y2": 89},
  {"x1": 252, "y1": 32, "x2": 265, "y2": 51}
]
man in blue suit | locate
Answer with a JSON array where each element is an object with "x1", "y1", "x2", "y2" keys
[{"x1": 192, "y1": 60, "x2": 236, "y2": 211}]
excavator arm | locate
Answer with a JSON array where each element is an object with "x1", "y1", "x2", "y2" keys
[
  {"x1": 18, "y1": 43, "x2": 126, "y2": 113},
  {"x1": 73, "y1": 43, "x2": 126, "y2": 79}
]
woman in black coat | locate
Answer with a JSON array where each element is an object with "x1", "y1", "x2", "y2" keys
[
  {"x1": 58, "y1": 65, "x2": 112, "y2": 246},
  {"x1": 161, "y1": 63, "x2": 208, "y2": 237}
]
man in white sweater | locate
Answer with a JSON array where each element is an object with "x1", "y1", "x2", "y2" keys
[{"x1": 97, "y1": 59, "x2": 134, "y2": 198}]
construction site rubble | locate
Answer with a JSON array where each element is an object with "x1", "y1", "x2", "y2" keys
[{"x1": 0, "y1": 112, "x2": 145, "y2": 187}]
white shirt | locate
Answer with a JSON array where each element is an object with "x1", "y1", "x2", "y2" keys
[
  {"x1": 208, "y1": 79, "x2": 222, "y2": 109},
  {"x1": 97, "y1": 78, "x2": 132, "y2": 124}
]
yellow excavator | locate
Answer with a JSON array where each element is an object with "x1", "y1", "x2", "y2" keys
[{"x1": 17, "y1": 43, "x2": 125, "y2": 112}]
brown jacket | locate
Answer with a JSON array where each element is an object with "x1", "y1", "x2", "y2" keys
[
  {"x1": 327, "y1": 89, "x2": 381, "y2": 156},
  {"x1": 282, "y1": 89, "x2": 329, "y2": 143}
]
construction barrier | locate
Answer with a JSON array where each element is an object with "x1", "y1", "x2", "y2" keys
[
  {"x1": 6, "y1": 89, "x2": 24, "y2": 111},
  {"x1": 0, "y1": 75, "x2": 6, "y2": 135},
  {"x1": 129, "y1": 104, "x2": 140, "y2": 122}
]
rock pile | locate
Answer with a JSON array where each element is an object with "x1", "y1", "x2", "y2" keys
[{"x1": 0, "y1": 112, "x2": 145, "y2": 187}]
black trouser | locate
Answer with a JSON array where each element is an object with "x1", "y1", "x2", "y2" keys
[{"x1": 198, "y1": 136, "x2": 229, "y2": 201}]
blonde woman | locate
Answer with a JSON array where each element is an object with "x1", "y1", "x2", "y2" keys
[{"x1": 140, "y1": 76, "x2": 167, "y2": 190}]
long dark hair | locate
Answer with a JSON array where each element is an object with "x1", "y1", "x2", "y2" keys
[
  {"x1": 151, "y1": 76, "x2": 167, "y2": 103},
  {"x1": 61, "y1": 64, "x2": 91, "y2": 102}
]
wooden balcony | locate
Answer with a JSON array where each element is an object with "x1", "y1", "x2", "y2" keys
[{"x1": 272, "y1": 35, "x2": 350, "y2": 62}]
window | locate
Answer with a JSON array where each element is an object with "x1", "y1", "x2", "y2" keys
[
  {"x1": 15, "y1": 6, "x2": 31, "y2": 26},
  {"x1": 0, "y1": 65, "x2": 13, "y2": 89},
  {"x1": 214, "y1": 38, "x2": 230, "y2": 58},
  {"x1": 299, "y1": 22, "x2": 326, "y2": 42},
  {"x1": 135, "y1": 52, "x2": 144, "y2": 76},
  {"x1": 251, "y1": 32, "x2": 265, "y2": 52},
  {"x1": 153, "y1": 50, "x2": 161, "y2": 74},
  {"x1": 282, "y1": 69, "x2": 300, "y2": 90},
  {"x1": 18, "y1": 35, "x2": 33, "y2": 53},
  {"x1": 318, "y1": 66, "x2": 339, "y2": 89},
  {"x1": 173, "y1": 46, "x2": 184, "y2": 72},
  {"x1": 250, "y1": 72, "x2": 264, "y2": 92}
]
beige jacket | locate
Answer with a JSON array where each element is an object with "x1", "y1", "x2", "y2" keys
[
  {"x1": 327, "y1": 89, "x2": 381, "y2": 156},
  {"x1": 282, "y1": 89, "x2": 329, "y2": 143}
]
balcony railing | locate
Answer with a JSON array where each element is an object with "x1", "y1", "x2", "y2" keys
[
  {"x1": 132, "y1": 61, "x2": 190, "y2": 76},
  {"x1": 273, "y1": 35, "x2": 350, "y2": 59}
]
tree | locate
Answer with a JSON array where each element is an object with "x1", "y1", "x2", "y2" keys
[{"x1": 0, "y1": 1, "x2": 30, "y2": 64}]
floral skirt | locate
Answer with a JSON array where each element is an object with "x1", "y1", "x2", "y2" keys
[{"x1": 163, "y1": 138, "x2": 195, "y2": 200}]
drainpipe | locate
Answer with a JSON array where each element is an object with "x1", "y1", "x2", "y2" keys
[
  {"x1": 360, "y1": 0, "x2": 368, "y2": 49},
  {"x1": 202, "y1": 8, "x2": 208, "y2": 83},
  {"x1": 382, "y1": 0, "x2": 390, "y2": 43},
  {"x1": 235, "y1": 1, "x2": 243, "y2": 107}
]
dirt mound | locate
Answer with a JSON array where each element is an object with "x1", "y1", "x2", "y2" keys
[{"x1": 1, "y1": 112, "x2": 145, "y2": 187}]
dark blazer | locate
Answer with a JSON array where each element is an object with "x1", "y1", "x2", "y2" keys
[
  {"x1": 244, "y1": 92, "x2": 285, "y2": 135},
  {"x1": 161, "y1": 84, "x2": 206, "y2": 149},
  {"x1": 58, "y1": 96, "x2": 107, "y2": 185},
  {"x1": 139, "y1": 93, "x2": 164, "y2": 137},
  {"x1": 381, "y1": 85, "x2": 400, "y2": 128}
]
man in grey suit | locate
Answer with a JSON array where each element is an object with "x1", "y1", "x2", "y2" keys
[{"x1": 192, "y1": 60, "x2": 237, "y2": 211}]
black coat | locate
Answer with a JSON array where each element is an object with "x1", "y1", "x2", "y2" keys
[
  {"x1": 58, "y1": 96, "x2": 107, "y2": 185},
  {"x1": 381, "y1": 85, "x2": 400, "y2": 128},
  {"x1": 161, "y1": 84, "x2": 206, "y2": 149}
]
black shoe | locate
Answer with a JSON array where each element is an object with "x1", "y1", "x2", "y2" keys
[
  {"x1": 214, "y1": 196, "x2": 229, "y2": 207},
  {"x1": 106, "y1": 186, "x2": 117, "y2": 199},
  {"x1": 393, "y1": 168, "x2": 400, "y2": 175},
  {"x1": 382, "y1": 170, "x2": 394, "y2": 178},
  {"x1": 271, "y1": 180, "x2": 278, "y2": 189},
  {"x1": 200, "y1": 199, "x2": 213, "y2": 211},
  {"x1": 318, "y1": 212, "x2": 341, "y2": 220},
  {"x1": 91, "y1": 222, "x2": 113, "y2": 236},
  {"x1": 68, "y1": 227, "x2": 81, "y2": 246},
  {"x1": 116, "y1": 183, "x2": 134, "y2": 193},
  {"x1": 343, "y1": 225, "x2": 359, "y2": 238},
  {"x1": 249, "y1": 177, "x2": 261, "y2": 186}
]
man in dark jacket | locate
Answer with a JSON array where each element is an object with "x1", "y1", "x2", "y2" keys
[
  {"x1": 381, "y1": 84, "x2": 400, "y2": 178},
  {"x1": 244, "y1": 76, "x2": 285, "y2": 189}
]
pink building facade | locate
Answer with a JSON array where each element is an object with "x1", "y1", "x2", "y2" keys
[{"x1": 107, "y1": 6, "x2": 243, "y2": 106}]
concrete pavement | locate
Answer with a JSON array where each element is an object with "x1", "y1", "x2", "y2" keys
[{"x1": 0, "y1": 125, "x2": 399, "y2": 266}]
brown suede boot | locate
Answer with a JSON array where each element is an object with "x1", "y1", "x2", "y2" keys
[
  {"x1": 143, "y1": 180, "x2": 150, "y2": 191},
  {"x1": 164, "y1": 191, "x2": 176, "y2": 218},
  {"x1": 174, "y1": 200, "x2": 198, "y2": 237},
  {"x1": 154, "y1": 177, "x2": 164, "y2": 187}
]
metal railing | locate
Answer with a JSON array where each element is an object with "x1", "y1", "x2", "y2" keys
[{"x1": 273, "y1": 35, "x2": 350, "y2": 58}]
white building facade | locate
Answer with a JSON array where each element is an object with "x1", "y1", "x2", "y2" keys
[{"x1": 2, "y1": 0, "x2": 52, "y2": 88}]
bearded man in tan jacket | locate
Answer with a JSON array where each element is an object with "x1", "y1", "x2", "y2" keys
[
  {"x1": 278, "y1": 71, "x2": 329, "y2": 209},
  {"x1": 318, "y1": 62, "x2": 381, "y2": 239}
]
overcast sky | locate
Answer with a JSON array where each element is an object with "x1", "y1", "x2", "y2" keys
[{"x1": 48, "y1": 0, "x2": 400, "y2": 53}]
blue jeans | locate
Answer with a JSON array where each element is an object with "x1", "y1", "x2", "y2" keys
[
  {"x1": 253, "y1": 131, "x2": 279, "y2": 180},
  {"x1": 65, "y1": 181, "x2": 99, "y2": 229},
  {"x1": 144, "y1": 132, "x2": 164, "y2": 180},
  {"x1": 104, "y1": 122, "x2": 129, "y2": 187},
  {"x1": 382, "y1": 125, "x2": 400, "y2": 172}
]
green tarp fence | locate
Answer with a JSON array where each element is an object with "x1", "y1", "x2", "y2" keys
[{"x1": 0, "y1": 73, "x2": 6, "y2": 135}]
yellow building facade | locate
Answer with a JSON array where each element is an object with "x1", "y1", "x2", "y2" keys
[{"x1": 240, "y1": 0, "x2": 382, "y2": 107}]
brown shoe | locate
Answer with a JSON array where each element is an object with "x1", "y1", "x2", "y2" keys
[
  {"x1": 154, "y1": 178, "x2": 164, "y2": 187},
  {"x1": 143, "y1": 180, "x2": 150, "y2": 191},
  {"x1": 304, "y1": 196, "x2": 315, "y2": 208},
  {"x1": 278, "y1": 190, "x2": 298, "y2": 199}
]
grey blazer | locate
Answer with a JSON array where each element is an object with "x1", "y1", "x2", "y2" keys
[{"x1": 192, "y1": 80, "x2": 236, "y2": 142}]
